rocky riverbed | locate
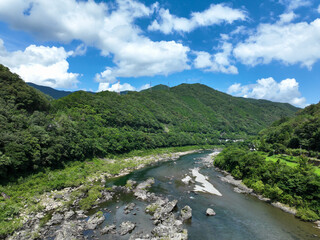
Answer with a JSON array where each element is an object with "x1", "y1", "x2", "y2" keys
[
  {"x1": 6, "y1": 150, "x2": 199, "y2": 240},
  {"x1": 6, "y1": 150, "x2": 320, "y2": 240}
]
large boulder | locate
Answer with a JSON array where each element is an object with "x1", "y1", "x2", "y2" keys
[
  {"x1": 153, "y1": 200, "x2": 178, "y2": 220},
  {"x1": 180, "y1": 205, "x2": 192, "y2": 221},
  {"x1": 206, "y1": 208, "x2": 216, "y2": 216},
  {"x1": 55, "y1": 220, "x2": 85, "y2": 240},
  {"x1": 87, "y1": 211, "x2": 105, "y2": 230},
  {"x1": 151, "y1": 214, "x2": 187, "y2": 240},
  {"x1": 101, "y1": 224, "x2": 116, "y2": 235},
  {"x1": 119, "y1": 221, "x2": 136, "y2": 235},
  {"x1": 124, "y1": 202, "x2": 136, "y2": 214}
]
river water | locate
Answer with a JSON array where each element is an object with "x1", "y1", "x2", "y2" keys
[{"x1": 86, "y1": 151, "x2": 320, "y2": 240}]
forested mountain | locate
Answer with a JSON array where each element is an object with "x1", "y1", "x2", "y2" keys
[
  {"x1": 258, "y1": 102, "x2": 320, "y2": 154},
  {"x1": 26, "y1": 82, "x2": 73, "y2": 99},
  {"x1": 0, "y1": 64, "x2": 299, "y2": 181}
]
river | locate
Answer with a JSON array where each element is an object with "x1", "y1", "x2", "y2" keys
[{"x1": 85, "y1": 150, "x2": 320, "y2": 240}]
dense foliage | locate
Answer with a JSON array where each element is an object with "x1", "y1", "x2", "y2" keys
[
  {"x1": 215, "y1": 146, "x2": 320, "y2": 221},
  {"x1": 257, "y1": 102, "x2": 320, "y2": 156},
  {"x1": 0, "y1": 64, "x2": 298, "y2": 181}
]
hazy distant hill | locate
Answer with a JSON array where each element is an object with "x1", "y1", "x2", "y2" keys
[{"x1": 26, "y1": 82, "x2": 73, "y2": 99}]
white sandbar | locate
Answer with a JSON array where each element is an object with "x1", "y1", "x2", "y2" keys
[{"x1": 191, "y1": 168, "x2": 222, "y2": 196}]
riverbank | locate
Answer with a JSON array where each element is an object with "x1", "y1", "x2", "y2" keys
[
  {"x1": 0, "y1": 145, "x2": 215, "y2": 239},
  {"x1": 212, "y1": 146, "x2": 320, "y2": 226}
]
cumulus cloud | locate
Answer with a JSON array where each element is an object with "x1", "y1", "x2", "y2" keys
[
  {"x1": 0, "y1": 39, "x2": 79, "y2": 88},
  {"x1": 97, "y1": 82, "x2": 150, "y2": 92},
  {"x1": 227, "y1": 77, "x2": 307, "y2": 107},
  {"x1": 98, "y1": 82, "x2": 135, "y2": 92},
  {"x1": 148, "y1": 4, "x2": 246, "y2": 34},
  {"x1": 95, "y1": 40, "x2": 190, "y2": 83},
  {"x1": 233, "y1": 18, "x2": 320, "y2": 69},
  {"x1": 0, "y1": 0, "x2": 190, "y2": 83},
  {"x1": 194, "y1": 42, "x2": 238, "y2": 74}
]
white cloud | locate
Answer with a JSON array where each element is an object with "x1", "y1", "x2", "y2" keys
[
  {"x1": 72, "y1": 44, "x2": 87, "y2": 57},
  {"x1": 98, "y1": 82, "x2": 135, "y2": 92},
  {"x1": 148, "y1": 4, "x2": 246, "y2": 34},
  {"x1": 95, "y1": 40, "x2": 190, "y2": 83},
  {"x1": 233, "y1": 18, "x2": 320, "y2": 69},
  {"x1": 138, "y1": 83, "x2": 151, "y2": 91},
  {"x1": 278, "y1": 11, "x2": 297, "y2": 24},
  {"x1": 0, "y1": 0, "x2": 190, "y2": 83},
  {"x1": 227, "y1": 77, "x2": 307, "y2": 107},
  {"x1": 279, "y1": 0, "x2": 312, "y2": 11},
  {"x1": 317, "y1": 5, "x2": 320, "y2": 13},
  {"x1": 97, "y1": 82, "x2": 150, "y2": 92},
  {"x1": 194, "y1": 42, "x2": 238, "y2": 74},
  {"x1": 0, "y1": 39, "x2": 79, "y2": 88}
]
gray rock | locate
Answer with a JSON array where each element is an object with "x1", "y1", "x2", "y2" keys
[
  {"x1": 97, "y1": 190, "x2": 114, "y2": 203},
  {"x1": 119, "y1": 221, "x2": 136, "y2": 235},
  {"x1": 101, "y1": 224, "x2": 116, "y2": 235},
  {"x1": 47, "y1": 213, "x2": 64, "y2": 225},
  {"x1": 87, "y1": 211, "x2": 105, "y2": 230},
  {"x1": 1, "y1": 192, "x2": 10, "y2": 199},
  {"x1": 124, "y1": 202, "x2": 136, "y2": 214},
  {"x1": 76, "y1": 210, "x2": 87, "y2": 219},
  {"x1": 126, "y1": 179, "x2": 137, "y2": 190},
  {"x1": 151, "y1": 214, "x2": 187, "y2": 240},
  {"x1": 64, "y1": 210, "x2": 75, "y2": 220},
  {"x1": 206, "y1": 208, "x2": 216, "y2": 216},
  {"x1": 135, "y1": 178, "x2": 155, "y2": 191},
  {"x1": 55, "y1": 220, "x2": 85, "y2": 240},
  {"x1": 53, "y1": 194, "x2": 63, "y2": 200},
  {"x1": 153, "y1": 200, "x2": 178, "y2": 220},
  {"x1": 180, "y1": 205, "x2": 192, "y2": 221}
]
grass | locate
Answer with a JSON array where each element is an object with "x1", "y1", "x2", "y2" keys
[
  {"x1": 0, "y1": 145, "x2": 216, "y2": 237},
  {"x1": 263, "y1": 153, "x2": 320, "y2": 176}
]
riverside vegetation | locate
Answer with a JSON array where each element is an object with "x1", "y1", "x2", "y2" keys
[
  {"x1": 0, "y1": 64, "x2": 316, "y2": 238},
  {"x1": 214, "y1": 102, "x2": 320, "y2": 222}
]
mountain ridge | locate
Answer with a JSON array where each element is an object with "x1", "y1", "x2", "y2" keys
[{"x1": 0, "y1": 64, "x2": 299, "y2": 179}]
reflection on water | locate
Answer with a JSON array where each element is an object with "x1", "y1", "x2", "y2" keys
[{"x1": 89, "y1": 151, "x2": 320, "y2": 240}]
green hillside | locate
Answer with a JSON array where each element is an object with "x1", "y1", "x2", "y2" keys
[
  {"x1": 258, "y1": 102, "x2": 320, "y2": 155},
  {"x1": 0, "y1": 64, "x2": 299, "y2": 181}
]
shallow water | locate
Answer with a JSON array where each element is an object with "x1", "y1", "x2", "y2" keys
[{"x1": 86, "y1": 151, "x2": 320, "y2": 240}]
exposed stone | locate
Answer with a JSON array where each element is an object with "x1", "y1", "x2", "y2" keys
[
  {"x1": 181, "y1": 176, "x2": 192, "y2": 185},
  {"x1": 151, "y1": 213, "x2": 187, "y2": 240},
  {"x1": 153, "y1": 200, "x2": 178, "y2": 220},
  {"x1": 1, "y1": 192, "x2": 10, "y2": 199},
  {"x1": 119, "y1": 221, "x2": 136, "y2": 235},
  {"x1": 271, "y1": 202, "x2": 297, "y2": 215},
  {"x1": 126, "y1": 179, "x2": 137, "y2": 190},
  {"x1": 180, "y1": 205, "x2": 192, "y2": 221},
  {"x1": 76, "y1": 210, "x2": 87, "y2": 219},
  {"x1": 47, "y1": 213, "x2": 64, "y2": 225},
  {"x1": 87, "y1": 211, "x2": 105, "y2": 230},
  {"x1": 315, "y1": 220, "x2": 320, "y2": 229},
  {"x1": 64, "y1": 210, "x2": 75, "y2": 220},
  {"x1": 124, "y1": 202, "x2": 136, "y2": 214},
  {"x1": 206, "y1": 208, "x2": 216, "y2": 216},
  {"x1": 101, "y1": 224, "x2": 116, "y2": 235},
  {"x1": 55, "y1": 220, "x2": 85, "y2": 240},
  {"x1": 53, "y1": 194, "x2": 63, "y2": 200},
  {"x1": 136, "y1": 178, "x2": 155, "y2": 191}
]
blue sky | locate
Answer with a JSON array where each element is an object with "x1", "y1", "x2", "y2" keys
[{"x1": 0, "y1": 0, "x2": 320, "y2": 107}]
